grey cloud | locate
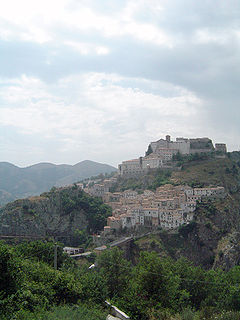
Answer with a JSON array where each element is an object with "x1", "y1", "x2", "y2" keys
[
  {"x1": 142, "y1": 0, "x2": 240, "y2": 34},
  {"x1": 1, "y1": 0, "x2": 240, "y2": 165}
]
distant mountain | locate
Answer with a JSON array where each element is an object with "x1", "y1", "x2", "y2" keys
[{"x1": 0, "y1": 160, "x2": 117, "y2": 206}]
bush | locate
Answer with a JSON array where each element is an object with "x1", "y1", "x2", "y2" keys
[
  {"x1": 16, "y1": 241, "x2": 71, "y2": 269},
  {"x1": 181, "y1": 308, "x2": 195, "y2": 320},
  {"x1": 210, "y1": 311, "x2": 240, "y2": 320},
  {"x1": 178, "y1": 222, "x2": 197, "y2": 238},
  {"x1": 0, "y1": 242, "x2": 83, "y2": 318},
  {"x1": 11, "y1": 304, "x2": 107, "y2": 320}
]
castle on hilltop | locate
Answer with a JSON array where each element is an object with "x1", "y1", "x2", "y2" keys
[{"x1": 118, "y1": 135, "x2": 227, "y2": 176}]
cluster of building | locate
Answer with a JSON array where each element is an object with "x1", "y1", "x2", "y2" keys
[
  {"x1": 118, "y1": 135, "x2": 227, "y2": 176},
  {"x1": 81, "y1": 134, "x2": 227, "y2": 235},
  {"x1": 83, "y1": 176, "x2": 117, "y2": 197},
  {"x1": 101, "y1": 184, "x2": 225, "y2": 234}
]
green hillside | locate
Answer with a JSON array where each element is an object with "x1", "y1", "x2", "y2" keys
[
  {"x1": 0, "y1": 160, "x2": 117, "y2": 207},
  {"x1": 1, "y1": 154, "x2": 240, "y2": 319},
  {"x1": 171, "y1": 157, "x2": 240, "y2": 191},
  {"x1": 2, "y1": 241, "x2": 240, "y2": 320},
  {"x1": 133, "y1": 154, "x2": 240, "y2": 270}
]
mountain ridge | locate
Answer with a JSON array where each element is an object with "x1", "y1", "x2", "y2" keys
[
  {"x1": 1, "y1": 154, "x2": 240, "y2": 270},
  {"x1": 0, "y1": 160, "x2": 117, "y2": 206}
]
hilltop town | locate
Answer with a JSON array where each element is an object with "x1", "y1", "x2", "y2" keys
[
  {"x1": 2, "y1": 135, "x2": 240, "y2": 320},
  {"x1": 82, "y1": 135, "x2": 227, "y2": 236},
  {"x1": 119, "y1": 135, "x2": 227, "y2": 175}
]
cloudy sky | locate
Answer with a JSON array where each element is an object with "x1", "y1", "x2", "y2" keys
[{"x1": 0, "y1": 0, "x2": 239, "y2": 167}]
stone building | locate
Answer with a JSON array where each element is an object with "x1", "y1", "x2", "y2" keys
[
  {"x1": 118, "y1": 134, "x2": 227, "y2": 176},
  {"x1": 118, "y1": 155, "x2": 164, "y2": 176},
  {"x1": 215, "y1": 143, "x2": 227, "y2": 153},
  {"x1": 102, "y1": 184, "x2": 226, "y2": 233}
]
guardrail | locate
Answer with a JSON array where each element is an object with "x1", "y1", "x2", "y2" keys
[{"x1": 105, "y1": 301, "x2": 130, "y2": 320}]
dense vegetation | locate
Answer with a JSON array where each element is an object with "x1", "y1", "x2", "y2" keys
[
  {"x1": 0, "y1": 186, "x2": 112, "y2": 246},
  {"x1": 109, "y1": 169, "x2": 172, "y2": 193},
  {"x1": 0, "y1": 240, "x2": 107, "y2": 320},
  {"x1": 1, "y1": 241, "x2": 240, "y2": 320},
  {"x1": 2, "y1": 153, "x2": 240, "y2": 319},
  {"x1": 53, "y1": 186, "x2": 112, "y2": 233},
  {"x1": 97, "y1": 248, "x2": 240, "y2": 320}
]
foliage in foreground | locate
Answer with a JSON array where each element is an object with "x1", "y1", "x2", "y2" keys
[
  {"x1": 0, "y1": 241, "x2": 107, "y2": 319},
  {"x1": 96, "y1": 248, "x2": 240, "y2": 320},
  {"x1": 1, "y1": 241, "x2": 240, "y2": 320},
  {"x1": 6, "y1": 304, "x2": 107, "y2": 320}
]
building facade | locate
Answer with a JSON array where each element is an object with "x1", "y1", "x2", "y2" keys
[{"x1": 118, "y1": 134, "x2": 226, "y2": 176}]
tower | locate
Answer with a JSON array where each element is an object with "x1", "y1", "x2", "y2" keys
[{"x1": 166, "y1": 135, "x2": 171, "y2": 142}]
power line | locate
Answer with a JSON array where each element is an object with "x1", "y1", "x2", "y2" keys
[
  {"x1": 94, "y1": 261, "x2": 240, "y2": 287},
  {"x1": 1, "y1": 237, "x2": 238, "y2": 287},
  {"x1": 1, "y1": 235, "x2": 240, "y2": 287}
]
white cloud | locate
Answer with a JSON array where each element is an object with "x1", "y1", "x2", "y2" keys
[
  {"x1": 0, "y1": 73, "x2": 204, "y2": 165},
  {"x1": 0, "y1": 0, "x2": 239, "y2": 166},
  {"x1": 64, "y1": 41, "x2": 110, "y2": 55},
  {"x1": 0, "y1": 0, "x2": 172, "y2": 47},
  {"x1": 96, "y1": 46, "x2": 110, "y2": 55},
  {"x1": 194, "y1": 28, "x2": 237, "y2": 45}
]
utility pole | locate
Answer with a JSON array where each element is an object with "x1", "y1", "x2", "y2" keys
[{"x1": 54, "y1": 242, "x2": 58, "y2": 270}]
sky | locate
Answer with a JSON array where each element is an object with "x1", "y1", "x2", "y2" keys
[{"x1": 0, "y1": 0, "x2": 240, "y2": 168}]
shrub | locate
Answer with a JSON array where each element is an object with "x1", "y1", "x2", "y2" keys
[{"x1": 11, "y1": 304, "x2": 107, "y2": 320}]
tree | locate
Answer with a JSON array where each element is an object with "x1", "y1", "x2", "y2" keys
[
  {"x1": 16, "y1": 241, "x2": 71, "y2": 269},
  {"x1": 131, "y1": 252, "x2": 180, "y2": 309},
  {"x1": 96, "y1": 247, "x2": 131, "y2": 298},
  {"x1": 0, "y1": 242, "x2": 20, "y2": 299},
  {"x1": 146, "y1": 144, "x2": 153, "y2": 156}
]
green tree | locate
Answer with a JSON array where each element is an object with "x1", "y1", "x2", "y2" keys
[
  {"x1": 16, "y1": 241, "x2": 71, "y2": 269},
  {"x1": 0, "y1": 242, "x2": 20, "y2": 299},
  {"x1": 76, "y1": 266, "x2": 108, "y2": 304},
  {"x1": 97, "y1": 247, "x2": 131, "y2": 298},
  {"x1": 119, "y1": 252, "x2": 180, "y2": 319},
  {"x1": 146, "y1": 144, "x2": 153, "y2": 156}
]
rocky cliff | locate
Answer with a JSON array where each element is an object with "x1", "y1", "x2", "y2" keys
[{"x1": 0, "y1": 185, "x2": 111, "y2": 244}]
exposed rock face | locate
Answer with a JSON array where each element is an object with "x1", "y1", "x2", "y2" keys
[
  {"x1": 213, "y1": 232, "x2": 240, "y2": 271},
  {"x1": 0, "y1": 185, "x2": 112, "y2": 244},
  {"x1": 168, "y1": 195, "x2": 240, "y2": 269},
  {"x1": 0, "y1": 188, "x2": 87, "y2": 238},
  {"x1": 133, "y1": 196, "x2": 240, "y2": 270}
]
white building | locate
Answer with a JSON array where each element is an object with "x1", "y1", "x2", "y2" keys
[
  {"x1": 142, "y1": 155, "x2": 163, "y2": 169},
  {"x1": 118, "y1": 159, "x2": 142, "y2": 175},
  {"x1": 193, "y1": 187, "x2": 225, "y2": 197},
  {"x1": 150, "y1": 135, "x2": 190, "y2": 158},
  {"x1": 123, "y1": 190, "x2": 138, "y2": 199},
  {"x1": 103, "y1": 184, "x2": 225, "y2": 232}
]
